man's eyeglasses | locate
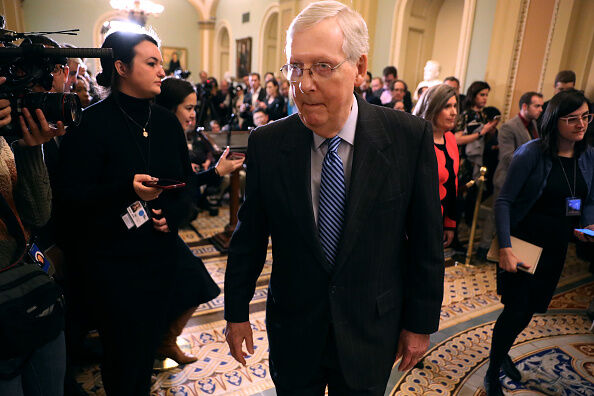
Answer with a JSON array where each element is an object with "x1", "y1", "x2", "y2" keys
[
  {"x1": 280, "y1": 59, "x2": 348, "y2": 82},
  {"x1": 559, "y1": 113, "x2": 593, "y2": 125}
]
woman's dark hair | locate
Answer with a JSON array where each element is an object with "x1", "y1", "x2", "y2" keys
[
  {"x1": 96, "y1": 31, "x2": 159, "y2": 91},
  {"x1": 463, "y1": 81, "x2": 490, "y2": 111},
  {"x1": 540, "y1": 89, "x2": 589, "y2": 158},
  {"x1": 266, "y1": 78, "x2": 279, "y2": 96},
  {"x1": 155, "y1": 77, "x2": 195, "y2": 112}
]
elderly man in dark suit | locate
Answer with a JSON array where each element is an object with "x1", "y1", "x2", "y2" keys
[{"x1": 224, "y1": 1, "x2": 444, "y2": 394}]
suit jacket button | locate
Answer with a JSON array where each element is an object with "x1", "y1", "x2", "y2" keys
[{"x1": 330, "y1": 286, "x2": 336, "y2": 294}]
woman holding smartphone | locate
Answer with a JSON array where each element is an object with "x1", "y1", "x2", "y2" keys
[
  {"x1": 154, "y1": 77, "x2": 243, "y2": 364},
  {"x1": 485, "y1": 89, "x2": 594, "y2": 396},
  {"x1": 54, "y1": 31, "x2": 197, "y2": 395},
  {"x1": 413, "y1": 84, "x2": 460, "y2": 248}
]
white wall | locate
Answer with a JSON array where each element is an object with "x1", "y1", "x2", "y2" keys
[
  {"x1": 431, "y1": 0, "x2": 464, "y2": 81},
  {"x1": 22, "y1": 0, "x2": 201, "y2": 79},
  {"x1": 216, "y1": 0, "x2": 278, "y2": 78},
  {"x1": 464, "y1": 0, "x2": 496, "y2": 92}
]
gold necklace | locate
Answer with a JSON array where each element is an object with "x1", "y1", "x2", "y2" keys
[{"x1": 119, "y1": 105, "x2": 151, "y2": 138}]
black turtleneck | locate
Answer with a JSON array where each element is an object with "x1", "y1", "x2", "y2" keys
[{"x1": 54, "y1": 90, "x2": 195, "y2": 258}]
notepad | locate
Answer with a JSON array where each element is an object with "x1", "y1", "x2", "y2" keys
[{"x1": 487, "y1": 236, "x2": 542, "y2": 274}]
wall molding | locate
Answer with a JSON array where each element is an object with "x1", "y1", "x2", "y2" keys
[
  {"x1": 454, "y1": 0, "x2": 477, "y2": 90},
  {"x1": 538, "y1": 0, "x2": 560, "y2": 93},
  {"x1": 503, "y1": 0, "x2": 530, "y2": 119}
]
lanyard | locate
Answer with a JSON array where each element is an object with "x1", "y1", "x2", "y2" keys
[{"x1": 558, "y1": 156, "x2": 576, "y2": 197}]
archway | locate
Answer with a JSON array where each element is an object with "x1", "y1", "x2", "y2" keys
[
  {"x1": 215, "y1": 25, "x2": 230, "y2": 80},
  {"x1": 259, "y1": 5, "x2": 280, "y2": 77},
  {"x1": 390, "y1": 0, "x2": 475, "y2": 90}
]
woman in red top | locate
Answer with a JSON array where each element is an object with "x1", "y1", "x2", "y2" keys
[{"x1": 414, "y1": 84, "x2": 460, "y2": 247}]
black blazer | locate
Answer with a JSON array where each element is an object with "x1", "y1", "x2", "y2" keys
[{"x1": 224, "y1": 95, "x2": 444, "y2": 389}]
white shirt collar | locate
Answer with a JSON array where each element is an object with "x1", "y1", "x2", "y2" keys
[{"x1": 313, "y1": 94, "x2": 358, "y2": 150}]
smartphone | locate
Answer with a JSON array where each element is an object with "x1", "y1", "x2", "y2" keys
[
  {"x1": 142, "y1": 179, "x2": 186, "y2": 190},
  {"x1": 228, "y1": 152, "x2": 246, "y2": 160},
  {"x1": 575, "y1": 228, "x2": 594, "y2": 237},
  {"x1": 493, "y1": 115, "x2": 501, "y2": 120}
]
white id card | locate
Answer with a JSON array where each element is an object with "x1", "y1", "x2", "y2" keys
[
  {"x1": 121, "y1": 213, "x2": 135, "y2": 229},
  {"x1": 126, "y1": 201, "x2": 150, "y2": 228}
]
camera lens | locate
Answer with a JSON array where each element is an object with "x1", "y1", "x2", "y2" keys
[{"x1": 23, "y1": 92, "x2": 82, "y2": 127}]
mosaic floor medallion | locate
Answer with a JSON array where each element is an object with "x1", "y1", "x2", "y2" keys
[{"x1": 390, "y1": 313, "x2": 594, "y2": 396}]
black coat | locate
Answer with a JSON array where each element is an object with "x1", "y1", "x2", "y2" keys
[{"x1": 224, "y1": 95, "x2": 444, "y2": 389}]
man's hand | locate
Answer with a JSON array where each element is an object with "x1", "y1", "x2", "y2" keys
[
  {"x1": 395, "y1": 329, "x2": 430, "y2": 371},
  {"x1": 443, "y1": 230, "x2": 454, "y2": 248},
  {"x1": 18, "y1": 108, "x2": 66, "y2": 147},
  {"x1": 225, "y1": 321, "x2": 254, "y2": 366},
  {"x1": 151, "y1": 208, "x2": 170, "y2": 233},
  {"x1": 132, "y1": 174, "x2": 162, "y2": 201},
  {"x1": 0, "y1": 77, "x2": 11, "y2": 128}
]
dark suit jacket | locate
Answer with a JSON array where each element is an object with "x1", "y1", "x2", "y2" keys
[
  {"x1": 224, "y1": 95, "x2": 444, "y2": 389},
  {"x1": 493, "y1": 115, "x2": 536, "y2": 189}
]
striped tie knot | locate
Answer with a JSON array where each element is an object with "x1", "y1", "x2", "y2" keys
[{"x1": 326, "y1": 135, "x2": 342, "y2": 153}]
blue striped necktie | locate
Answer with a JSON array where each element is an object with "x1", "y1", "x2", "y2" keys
[{"x1": 318, "y1": 135, "x2": 346, "y2": 268}]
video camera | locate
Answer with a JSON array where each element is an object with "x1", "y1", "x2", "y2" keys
[
  {"x1": 0, "y1": 28, "x2": 112, "y2": 137},
  {"x1": 173, "y1": 69, "x2": 191, "y2": 80}
]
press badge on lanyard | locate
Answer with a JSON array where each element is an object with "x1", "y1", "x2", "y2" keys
[
  {"x1": 566, "y1": 197, "x2": 581, "y2": 216},
  {"x1": 121, "y1": 200, "x2": 150, "y2": 229},
  {"x1": 558, "y1": 157, "x2": 581, "y2": 217}
]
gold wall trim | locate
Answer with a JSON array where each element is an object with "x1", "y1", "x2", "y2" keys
[
  {"x1": 538, "y1": 0, "x2": 560, "y2": 93},
  {"x1": 503, "y1": 0, "x2": 530, "y2": 120}
]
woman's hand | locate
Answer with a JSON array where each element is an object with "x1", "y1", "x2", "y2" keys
[
  {"x1": 215, "y1": 147, "x2": 245, "y2": 176},
  {"x1": 151, "y1": 208, "x2": 170, "y2": 233},
  {"x1": 202, "y1": 159, "x2": 212, "y2": 170},
  {"x1": 133, "y1": 174, "x2": 162, "y2": 201},
  {"x1": 443, "y1": 230, "x2": 454, "y2": 247},
  {"x1": 499, "y1": 247, "x2": 530, "y2": 272},
  {"x1": 480, "y1": 119, "x2": 498, "y2": 136},
  {"x1": 18, "y1": 108, "x2": 66, "y2": 147},
  {"x1": 574, "y1": 225, "x2": 594, "y2": 243}
]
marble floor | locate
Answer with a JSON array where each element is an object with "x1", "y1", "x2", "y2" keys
[{"x1": 75, "y1": 207, "x2": 594, "y2": 396}]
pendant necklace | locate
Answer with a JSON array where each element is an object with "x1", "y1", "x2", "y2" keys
[{"x1": 119, "y1": 105, "x2": 151, "y2": 138}]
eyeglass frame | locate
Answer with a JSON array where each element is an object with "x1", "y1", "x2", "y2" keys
[
  {"x1": 280, "y1": 59, "x2": 349, "y2": 82},
  {"x1": 559, "y1": 113, "x2": 593, "y2": 125}
]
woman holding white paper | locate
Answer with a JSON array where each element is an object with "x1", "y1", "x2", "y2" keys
[{"x1": 484, "y1": 89, "x2": 594, "y2": 396}]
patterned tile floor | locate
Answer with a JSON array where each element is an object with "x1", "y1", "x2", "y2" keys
[{"x1": 75, "y1": 208, "x2": 594, "y2": 395}]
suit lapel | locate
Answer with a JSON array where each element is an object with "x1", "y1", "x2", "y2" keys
[
  {"x1": 333, "y1": 97, "x2": 392, "y2": 276},
  {"x1": 280, "y1": 117, "x2": 330, "y2": 272},
  {"x1": 512, "y1": 116, "x2": 532, "y2": 143}
]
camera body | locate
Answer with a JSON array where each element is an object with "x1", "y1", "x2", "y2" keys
[{"x1": 0, "y1": 37, "x2": 84, "y2": 137}]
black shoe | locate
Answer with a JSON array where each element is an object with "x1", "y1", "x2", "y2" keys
[
  {"x1": 483, "y1": 372, "x2": 504, "y2": 396},
  {"x1": 502, "y1": 354, "x2": 521, "y2": 381}
]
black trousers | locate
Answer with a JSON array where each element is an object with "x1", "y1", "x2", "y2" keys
[
  {"x1": 487, "y1": 305, "x2": 534, "y2": 374},
  {"x1": 274, "y1": 327, "x2": 388, "y2": 396}
]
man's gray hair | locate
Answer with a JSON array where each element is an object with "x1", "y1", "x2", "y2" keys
[{"x1": 286, "y1": 0, "x2": 369, "y2": 62}]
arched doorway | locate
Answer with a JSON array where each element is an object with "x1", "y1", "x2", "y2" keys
[
  {"x1": 390, "y1": 0, "x2": 473, "y2": 90},
  {"x1": 215, "y1": 25, "x2": 230, "y2": 80},
  {"x1": 259, "y1": 6, "x2": 280, "y2": 77}
]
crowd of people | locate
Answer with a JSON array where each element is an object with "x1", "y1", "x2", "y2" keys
[{"x1": 0, "y1": 1, "x2": 593, "y2": 395}]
